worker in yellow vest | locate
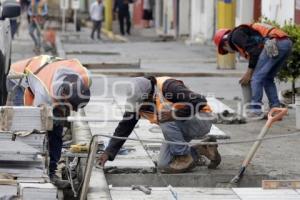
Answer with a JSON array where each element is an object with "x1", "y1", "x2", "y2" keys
[
  {"x1": 98, "y1": 76, "x2": 221, "y2": 173},
  {"x1": 8, "y1": 55, "x2": 91, "y2": 188},
  {"x1": 214, "y1": 23, "x2": 292, "y2": 119}
]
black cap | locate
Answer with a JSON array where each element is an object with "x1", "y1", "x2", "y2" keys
[{"x1": 60, "y1": 75, "x2": 91, "y2": 111}]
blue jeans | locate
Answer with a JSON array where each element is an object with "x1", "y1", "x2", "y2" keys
[
  {"x1": 29, "y1": 21, "x2": 41, "y2": 49},
  {"x1": 251, "y1": 38, "x2": 293, "y2": 112},
  {"x1": 158, "y1": 113, "x2": 212, "y2": 167},
  {"x1": 48, "y1": 124, "x2": 63, "y2": 177},
  {"x1": 91, "y1": 20, "x2": 102, "y2": 39},
  {"x1": 6, "y1": 80, "x2": 24, "y2": 106}
]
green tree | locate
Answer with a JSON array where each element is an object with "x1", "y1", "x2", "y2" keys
[{"x1": 278, "y1": 23, "x2": 300, "y2": 102}]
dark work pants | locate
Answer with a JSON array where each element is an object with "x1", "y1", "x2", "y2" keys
[
  {"x1": 118, "y1": 12, "x2": 131, "y2": 35},
  {"x1": 48, "y1": 124, "x2": 63, "y2": 177},
  {"x1": 91, "y1": 20, "x2": 102, "y2": 39}
]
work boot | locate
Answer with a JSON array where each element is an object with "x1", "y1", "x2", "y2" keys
[
  {"x1": 192, "y1": 137, "x2": 221, "y2": 169},
  {"x1": 245, "y1": 111, "x2": 267, "y2": 121},
  {"x1": 50, "y1": 174, "x2": 71, "y2": 189},
  {"x1": 160, "y1": 154, "x2": 196, "y2": 174}
]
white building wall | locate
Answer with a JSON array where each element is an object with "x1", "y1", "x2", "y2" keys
[
  {"x1": 190, "y1": 0, "x2": 214, "y2": 43},
  {"x1": 154, "y1": 0, "x2": 163, "y2": 31},
  {"x1": 235, "y1": 0, "x2": 254, "y2": 25},
  {"x1": 155, "y1": 0, "x2": 173, "y2": 35},
  {"x1": 179, "y1": 0, "x2": 190, "y2": 35},
  {"x1": 261, "y1": 0, "x2": 295, "y2": 25}
]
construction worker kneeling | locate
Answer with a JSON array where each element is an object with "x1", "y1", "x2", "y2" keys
[
  {"x1": 7, "y1": 55, "x2": 91, "y2": 188},
  {"x1": 98, "y1": 76, "x2": 221, "y2": 173}
]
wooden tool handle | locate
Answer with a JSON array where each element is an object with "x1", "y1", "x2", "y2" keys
[{"x1": 266, "y1": 108, "x2": 288, "y2": 128}]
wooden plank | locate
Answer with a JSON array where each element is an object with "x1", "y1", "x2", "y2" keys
[
  {"x1": 233, "y1": 188, "x2": 300, "y2": 199},
  {"x1": 262, "y1": 180, "x2": 300, "y2": 189},
  {"x1": 0, "y1": 179, "x2": 17, "y2": 185}
]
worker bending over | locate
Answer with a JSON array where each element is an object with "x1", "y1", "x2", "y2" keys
[
  {"x1": 8, "y1": 55, "x2": 91, "y2": 188},
  {"x1": 214, "y1": 23, "x2": 292, "y2": 118},
  {"x1": 98, "y1": 76, "x2": 221, "y2": 173}
]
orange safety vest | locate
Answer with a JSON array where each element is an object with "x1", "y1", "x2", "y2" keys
[
  {"x1": 139, "y1": 77, "x2": 212, "y2": 124},
  {"x1": 232, "y1": 23, "x2": 288, "y2": 59},
  {"x1": 11, "y1": 55, "x2": 90, "y2": 106}
]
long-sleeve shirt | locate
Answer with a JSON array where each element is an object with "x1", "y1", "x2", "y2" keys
[
  {"x1": 113, "y1": 0, "x2": 130, "y2": 14},
  {"x1": 228, "y1": 26, "x2": 264, "y2": 69},
  {"x1": 105, "y1": 78, "x2": 208, "y2": 161},
  {"x1": 89, "y1": 1, "x2": 104, "y2": 21}
]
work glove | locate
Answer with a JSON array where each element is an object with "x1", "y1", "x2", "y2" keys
[{"x1": 264, "y1": 38, "x2": 279, "y2": 58}]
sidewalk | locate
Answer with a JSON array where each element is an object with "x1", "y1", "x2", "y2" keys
[
  {"x1": 11, "y1": 16, "x2": 36, "y2": 62},
  {"x1": 57, "y1": 23, "x2": 247, "y2": 77}
]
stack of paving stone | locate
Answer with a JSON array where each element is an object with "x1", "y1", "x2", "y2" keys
[
  {"x1": 0, "y1": 106, "x2": 52, "y2": 132},
  {"x1": 0, "y1": 107, "x2": 57, "y2": 199}
]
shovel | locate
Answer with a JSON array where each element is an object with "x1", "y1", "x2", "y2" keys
[{"x1": 230, "y1": 107, "x2": 288, "y2": 185}]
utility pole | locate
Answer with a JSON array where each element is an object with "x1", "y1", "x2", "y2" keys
[
  {"x1": 216, "y1": 0, "x2": 236, "y2": 69},
  {"x1": 105, "y1": 0, "x2": 113, "y2": 31}
]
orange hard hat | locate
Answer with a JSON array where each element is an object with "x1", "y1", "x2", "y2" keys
[{"x1": 214, "y1": 28, "x2": 231, "y2": 55}]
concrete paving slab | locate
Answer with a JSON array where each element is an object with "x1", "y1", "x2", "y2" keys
[
  {"x1": 0, "y1": 133, "x2": 45, "y2": 153},
  {"x1": 207, "y1": 97, "x2": 235, "y2": 113},
  {"x1": 0, "y1": 165, "x2": 45, "y2": 178},
  {"x1": 85, "y1": 100, "x2": 156, "y2": 171},
  {"x1": 0, "y1": 141, "x2": 40, "y2": 161},
  {"x1": 19, "y1": 183, "x2": 57, "y2": 200},
  {"x1": 0, "y1": 185, "x2": 17, "y2": 198},
  {"x1": 110, "y1": 187, "x2": 239, "y2": 200},
  {"x1": 0, "y1": 106, "x2": 51, "y2": 132}
]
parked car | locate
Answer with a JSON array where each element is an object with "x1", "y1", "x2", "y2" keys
[{"x1": 0, "y1": 0, "x2": 20, "y2": 105}]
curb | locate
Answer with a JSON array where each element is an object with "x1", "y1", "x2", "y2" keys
[
  {"x1": 90, "y1": 70, "x2": 243, "y2": 77},
  {"x1": 101, "y1": 28, "x2": 128, "y2": 42}
]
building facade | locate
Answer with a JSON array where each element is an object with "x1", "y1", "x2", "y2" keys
[{"x1": 131, "y1": 0, "x2": 299, "y2": 41}]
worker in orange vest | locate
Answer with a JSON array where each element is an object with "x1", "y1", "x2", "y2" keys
[
  {"x1": 98, "y1": 76, "x2": 221, "y2": 173},
  {"x1": 8, "y1": 55, "x2": 91, "y2": 188},
  {"x1": 214, "y1": 23, "x2": 292, "y2": 119}
]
